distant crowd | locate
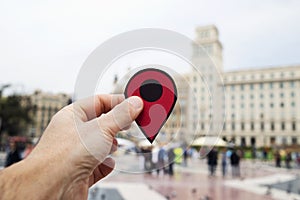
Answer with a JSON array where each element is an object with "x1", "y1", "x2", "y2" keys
[{"x1": 137, "y1": 145, "x2": 300, "y2": 178}]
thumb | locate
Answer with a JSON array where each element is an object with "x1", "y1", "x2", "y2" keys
[
  {"x1": 98, "y1": 96, "x2": 144, "y2": 137},
  {"x1": 78, "y1": 96, "x2": 143, "y2": 162}
]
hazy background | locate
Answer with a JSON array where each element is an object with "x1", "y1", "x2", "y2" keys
[{"x1": 1, "y1": 0, "x2": 300, "y2": 94}]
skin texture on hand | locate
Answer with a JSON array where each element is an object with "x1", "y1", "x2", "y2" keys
[{"x1": 0, "y1": 94, "x2": 143, "y2": 200}]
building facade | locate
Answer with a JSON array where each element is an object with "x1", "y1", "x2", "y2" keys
[
  {"x1": 29, "y1": 90, "x2": 71, "y2": 138},
  {"x1": 165, "y1": 25, "x2": 300, "y2": 148},
  {"x1": 223, "y1": 66, "x2": 300, "y2": 147}
]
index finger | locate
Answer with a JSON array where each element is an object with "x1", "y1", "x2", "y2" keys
[{"x1": 70, "y1": 94, "x2": 125, "y2": 122}]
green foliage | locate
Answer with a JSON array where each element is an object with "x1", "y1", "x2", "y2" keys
[{"x1": 0, "y1": 95, "x2": 35, "y2": 136}]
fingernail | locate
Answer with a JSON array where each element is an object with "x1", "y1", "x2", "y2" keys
[{"x1": 128, "y1": 96, "x2": 143, "y2": 109}]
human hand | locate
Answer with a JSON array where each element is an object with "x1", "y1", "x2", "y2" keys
[{"x1": 0, "y1": 94, "x2": 143, "y2": 200}]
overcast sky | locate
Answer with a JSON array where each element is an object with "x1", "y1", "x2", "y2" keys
[{"x1": 0, "y1": 0, "x2": 300, "y2": 94}]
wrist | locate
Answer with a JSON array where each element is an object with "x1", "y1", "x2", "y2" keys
[{"x1": 0, "y1": 155, "x2": 74, "y2": 199}]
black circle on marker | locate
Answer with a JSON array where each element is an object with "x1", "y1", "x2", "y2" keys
[{"x1": 139, "y1": 79, "x2": 163, "y2": 102}]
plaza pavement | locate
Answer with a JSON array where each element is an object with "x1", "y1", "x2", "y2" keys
[
  {"x1": 97, "y1": 157, "x2": 300, "y2": 200},
  {"x1": 1, "y1": 152, "x2": 299, "y2": 200}
]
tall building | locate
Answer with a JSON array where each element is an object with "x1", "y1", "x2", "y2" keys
[
  {"x1": 29, "y1": 90, "x2": 71, "y2": 138},
  {"x1": 190, "y1": 25, "x2": 225, "y2": 138},
  {"x1": 166, "y1": 25, "x2": 300, "y2": 148}
]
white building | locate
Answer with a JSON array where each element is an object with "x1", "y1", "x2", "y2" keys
[
  {"x1": 223, "y1": 66, "x2": 300, "y2": 147},
  {"x1": 167, "y1": 25, "x2": 300, "y2": 148}
]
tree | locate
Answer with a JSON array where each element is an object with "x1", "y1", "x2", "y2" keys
[{"x1": 0, "y1": 95, "x2": 35, "y2": 136}]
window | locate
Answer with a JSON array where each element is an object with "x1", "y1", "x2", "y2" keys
[
  {"x1": 260, "y1": 94, "x2": 264, "y2": 99},
  {"x1": 251, "y1": 122, "x2": 255, "y2": 131},
  {"x1": 270, "y1": 93, "x2": 274, "y2": 98},
  {"x1": 291, "y1": 92, "x2": 295, "y2": 97},
  {"x1": 292, "y1": 121, "x2": 296, "y2": 131},
  {"x1": 271, "y1": 122, "x2": 275, "y2": 131},
  {"x1": 281, "y1": 122, "x2": 285, "y2": 130},
  {"x1": 270, "y1": 137, "x2": 276, "y2": 144},
  {"x1": 269, "y1": 83, "x2": 273, "y2": 89},
  {"x1": 241, "y1": 122, "x2": 245, "y2": 130},
  {"x1": 250, "y1": 103, "x2": 254, "y2": 108},
  {"x1": 232, "y1": 123, "x2": 235, "y2": 131},
  {"x1": 231, "y1": 85, "x2": 235, "y2": 91},
  {"x1": 223, "y1": 123, "x2": 226, "y2": 130},
  {"x1": 280, "y1": 93, "x2": 284, "y2": 98},
  {"x1": 250, "y1": 84, "x2": 254, "y2": 90},
  {"x1": 241, "y1": 85, "x2": 244, "y2": 90},
  {"x1": 292, "y1": 137, "x2": 297, "y2": 145},
  {"x1": 280, "y1": 102, "x2": 284, "y2": 108},
  {"x1": 201, "y1": 123, "x2": 205, "y2": 130},
  {"x1": 250, "y1": 94, "x2": 254, "y2": 99},
  {"x1": 231, "y1": 95, "x2": 235, "y2": 100},
  {"x1": 270, "y1": 103, "x2": 274, "y2": 108},
  {"x1": 241, "y1": 95, "x2": 244, "y2": 99},
  {"x1": 241, "y1": 103, "x2": 244, "y2": 108},
  {"x1": 260, "y1": 83, "x2": 264, "y2": 89},
  {"x1": 250, "y1": 137, "x2": 256, "y2": 146},
  {"x1": 291, "y1": 102, "x2": 295, "y2": 107},
  {"x1": 193, "y1": 76, "x2": 197, "y2": 82},
  {"x1": 241, "y1": 137, "x2": 246, "y2": 147},
  {"x1": 260, "y1": 103, "x2": 264, "y2": 108},
  {"x1": 280, "y1": 82, "x2": 284, "y2": 88},
  {"x1": 261, "y1": 122, "x2": 264, "y2": 131},
  {"x1": 282, "y1": 138, "x2": 287, "y2": 145},
  {"x1": 291, "y1": 81, "x2": 295, "y2": 88}
]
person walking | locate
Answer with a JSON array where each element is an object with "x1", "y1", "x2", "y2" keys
[
  {"x1": 230, "y1": 149, "x2": 240, "y2": 178},
  {"x1": 207, "y1": 148, "x2": 218, "y2": 177},
  {"x1": 221, "y1": 149, "x2": 227, "y2": 177},
  {"x1": 285, "y1": 152, "x2": 292, "y2": 169},
  {"x1": 5, "y1": 140, "x2": 21, "y2": 167},
  {"x1": 167, "y1": 148, "x2": 175, "y2": 176},
  {"x1": 275, "y1": 150, "x2": 281, "y2": 168},
  {"x1": 157, "y1": 146, "x2": 166, "y2": 176}
]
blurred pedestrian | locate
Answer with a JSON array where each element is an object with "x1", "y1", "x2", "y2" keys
[
  {"x1": 5, "y1": 140, "x2": 21, "y2": 167},
  {"x1": 157, "y1": 146, "x2": 166, "y2": 176},
  {"x1": 230, "y1": 149, "x2": 240, "y2": 178},
  {"x1": 275, "y1": 150, "x2": 281, "y2": 167},
  {"x1": 221, "y1": 149, "x2": 227, "y2": 177},
  {"x1": 168, "y1": 148, "x2": 175, "y2": 176},
  {"x1": 207, "y1": 148, "x2": 218, "y2": 177},
  {"x1": 285, "y1": 152, "x2": 292, "y2": 169},
  {"x1": 262, "y1": 148, "x2": 268, "y2": 161},
  {"x1": 174, "y1": 147, "x2": 183, "y2": 165}
]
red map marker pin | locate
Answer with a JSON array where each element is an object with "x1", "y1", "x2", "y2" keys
[{"x1": 125, "y1": 68, "x2": 177, "y2": 143}]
